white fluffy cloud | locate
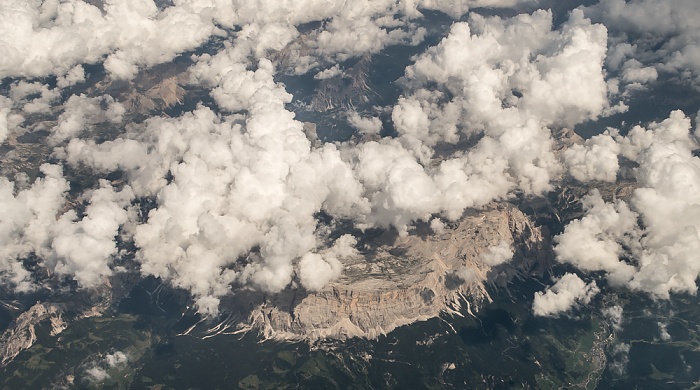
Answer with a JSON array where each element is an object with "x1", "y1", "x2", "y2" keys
[
  {"x1": 374, "y1": 9, "x2": 609, "y2": 225},
  {"x1": 625, "y1": 114, "x2": 700, "y2": 297},
  {"x1": 84, "y1": 350, "x2": 129, "y2": 384},
  {"x1": 554, "y1": 190, "x2": 639, "y2": 286},
  {"x1": 10, "y1": 81, "x2": 60, "y2": 114},
  {"x1": 555, "y1": 111, "x2": 700, "y2": 298},
  {"x1": 0, "y1": 0, "x2": 223, "y2": 80},
  {"x1": 8, "y1": 0, "x2": 700, "y2": 322},
  {"x1": 0, "y1": 163, "x2": 136, "y2": 291},
  {"x1": 104, "y1": 351, "x2": 128, "y2": 368},
  {"x1": 0, "y1": 0, "x2": 541, "y2": 89},
  {"x1": 222, "y1": 0, "x2": 537, "y2": 76},
  {"x1": 0, "y1": 0, "x2": 534, "y2": 81},
  {"x1": 46, "y1": 7, "x2": 616, "y2": 315},
  {"x1": 56, "y1": 65, "x2": 86, "y2": 89},
  {"x1": 563, "y1": 132, "x2": 621, "y2": 182},
  {"x1": 0, "y1": 164, "x2": 69, "y2": 291},
  {"x1": 50, "y1": 94, "x2": 125, "y2": 145},
  {"x1": 51, "y1": 182, "x2": 134, "y2": 287},
  {"x1": 603, "y1": 304, "x2": 624, "y2": 330},
  {"x1": 479, "y1": 241, "x2": 514, "y2": 266},
  {"x1": 533, "y1": 273, "x2": 599, "y2": 317},
  {"x1": 314, "y1": 65, "x2": 343, "y2": 80},
  {"x1": 62, "y1": 60, "x2": 368, "y2": 313},
  {"x1": 348, "y1": 112, "x2": 383, "y2": 136},
  {"x1": 230, "y1": 0, "x2": 532, "y2": 28},
  {"x1": 299, "y1": 253, "x2": 343, "y2": 291},
  {"x1": 298, "y1": 235, "x2": 357, "y2": 292},
  {"x1": 583, "y1": 0, "x2": 700, "y2": 88},
  {"x1": 85, "y1": 367, "x2": 110, "y2": 384},
  {"x1": 0, "y1": 96, "x2": 12, "y2": 144},
  {"x1": 398, "y1": 9, "x2": 609, "y2": 134}
]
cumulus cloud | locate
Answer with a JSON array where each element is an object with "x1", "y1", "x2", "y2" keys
[
  {"x1": 479, "y1": 241, "x2": 514, "y2": 266},
  {"x1": 104, "y1": 351, "x2": 129, "y2": 368},
  {"x1": 0, "y1": 96, "x2": 12, "y2": 144},
  {"x1": 603, "y1": 304, "x2": 624, "y2": 330},
  {"x1": 50, "y1": 94, "x2": 125, "y2": 145},
  {"x1": 299, "y1": 234, "x2": 359, "y2": 291},
  {"x1": 349, "y1": 9, "x2": 611, "y2": 231},
  {"x1": 583, "y1": 0, "x2": 700, "y2": 88},
  {"x1": 0, "y1": 163, "x2": 135, "y2": 291},
  {"x1": 429, "y1": 218, "x2": 446, "y2": 234},
  {"x1": 0, "y1": 164, "x2": 69, "y2": 291},
  {"x1": 609, "y1": 342, "x2": 631, "y2": 375},
  {"x1": 399, "y1": 9, "x2": 609, "y2": 132},
  {"x1": 314, "y1": 65, "x2": 343, "y2": 80},
  {"x1": 199, "y1": 2, "x2": 421, "y2": 77},
  {"x1": 47, "y1": 7, "x2": 618, "y2": 315},
  {"x1": 51, "y1": 181, "x2": 134, "y2": 287},
  {"x1": 554, "y1": 190, "x2": 640, "y2": 286},
  {"x1": 62, "y1": 65, "x2": 367, "y2": 314},
  {"x1": 0, "y1": 0, "x2": 224, "y2": 80},
  {"x1": 391, "y1": 9, "x2": 609, "y2": 192},
  {"x1": 84, "y1": 350, "x2": 129, "y2": 384},
  {"x1": 555, "y1": 111, "x2": 700, "y2": 299},
  {"x1": 10, "y1": 81, "x2": 60, "y2": 114},
  {"x1": 657, "y1": 321, "x2": 672, "y2": 341},
  {"x1": 533, "y1": 273, "x2": 599, "y2": 317},
  {"x1": 229, "y1": 0, "x2": 533, "y2": 75},
  {"x1": 5, "y1": 0, "x2": 521, "y2": 84},
  {"x1": 412, "y1": 0, "x2": 534, "y2": 19},
  {"x1": 621, "y1": 59, "x2": 658, "y2": 85},
  {"x1": 348, "y1": 112, "x2": 382, "y2": 136},
  {"x1": 298, "y1": 252, "x2": 341, "y2": 292},
  {"x1": 56, "y1": 65, "x2": 86, "y2": 89},
  {"x1": 10, "y1": 0, "x2": 699, "y2": 324},
  {"x1": 317, "y1": 17, "x2": 425, "y2": 63},
  {"x1": 563, "y1": 132, "x2": 621, "y2": 182},
  {"x1": 85, "y1": 367, "x2": 110, "y2": 384},
  {"x1": 623, "y1": 113, "x2": 700, "y2": 297},
  {"x1": 230, "y1": 0, "x2": 532, "y2": 26}
]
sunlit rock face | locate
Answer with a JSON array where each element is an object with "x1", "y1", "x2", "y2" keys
[
  {"x1": 0, "y1": 303, "x2": 64, "y2": 366},
  {"x1": 213, "y1": 204, "x2": 550, "y2": 341}
]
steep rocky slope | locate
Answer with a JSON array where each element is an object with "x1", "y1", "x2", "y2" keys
[{"x1": 219, "y1": 204, "x2": 552, "y2": 341}]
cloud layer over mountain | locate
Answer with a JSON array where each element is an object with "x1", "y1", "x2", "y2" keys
[{"x1": 1, "y1": 0, "x2": 699, "y2": 319}]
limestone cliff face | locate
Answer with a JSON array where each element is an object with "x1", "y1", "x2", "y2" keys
[
  {"x1": 243, "y1": 204, "x2": 551, "y2": 341},
  {"x1": 0, "y1": 302, "x2": 65, "y2": 367},
  {"x1": 0, "y1": 275, "x2": 132, "y2": 367}
]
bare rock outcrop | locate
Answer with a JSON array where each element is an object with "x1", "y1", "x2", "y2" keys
[
  {"x1": 233, "y1": 204, "x2": 550, "y2": 341},
  {"x1": 0, "y1": 273, "x2": 137, "y2": 367},
  {"x1": 0, "y1": 302, "x2": 65, "y2": 367}
]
